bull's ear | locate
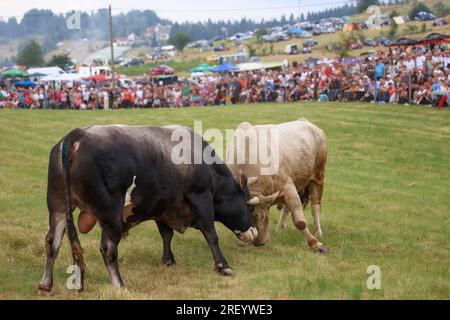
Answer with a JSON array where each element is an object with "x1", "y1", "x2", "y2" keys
[
  {"x1": 238, "y1": 169, "x2": 247, "y2": 188},
  {"x1": 262, "y1": 191, "x2": 279, "y2": 205}
]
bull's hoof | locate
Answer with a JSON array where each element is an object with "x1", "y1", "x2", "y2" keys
[
  {"x1": 215, "y1": 264, "x2": 234, "y2": 277},
  {"x1": 318, "y1": 245, "x2": 329, "y2": 255},
  {"x1": 37, "y1": 283, "x2": 52, "y2": 295},
  {"x1": 162, "y1": 257, "x2": 176, "y2": 267}
]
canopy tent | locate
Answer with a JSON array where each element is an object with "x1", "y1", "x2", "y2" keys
[
  {"x1": 27, "y1": 72, "x2": 47, "y2": 80},
  {"x1": 260, "y1": 61, "x2": 284, "y2": 70},
  {"x1": 39, "y1": 73, "x2": 84, "y2": 82},
  {"x1": 289, "y1": 27, "x2": 306, "y2": 35},
  {"x1": 2, "y1": 69, "x2": 28, "y2": 78},
  {"x1": 414, "y1": 33, "x2": 450, "y2": 46},
  {"x1": 14, "y1": 80, "x2": 36, "y2": 88},
  {"x1": 190, "y1": 64, "x2": 212, "y2": 73},
  {"x1": 237, "y1": 62, "x2": 264, "y2": 72},
  {"x1": 211, "y1": 64, "x2": 239, "y2": 73}
]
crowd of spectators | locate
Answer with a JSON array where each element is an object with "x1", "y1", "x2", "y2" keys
[{"x1": 1, "y1": 45, "x2": 449, "y2": 109}]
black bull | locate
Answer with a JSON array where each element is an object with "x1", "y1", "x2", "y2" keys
[{"x1": 38, "y1": 125, "x2": 257, "y2": 292}]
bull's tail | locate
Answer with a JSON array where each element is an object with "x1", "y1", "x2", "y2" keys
[{"x1": 61, "y1": 129, "x2": 86, "y2": 285}]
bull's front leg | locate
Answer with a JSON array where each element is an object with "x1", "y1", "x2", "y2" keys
[
  {"x1": 156, "y1": 221, "x2": 176, "y2": 266},
  {"x1": 186, "y1": 191, "x2": 233, "y2": 276},
  {"x1": 284, "y1": 185, "x2": 328, "y2": 254}
]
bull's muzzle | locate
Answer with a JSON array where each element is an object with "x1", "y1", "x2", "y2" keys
[{"x1": 236, "y1": 227, "x2": 258, "y2": 244}]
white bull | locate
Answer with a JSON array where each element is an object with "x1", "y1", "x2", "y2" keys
[{"x1": 226, "y1": 119, "x2": 328, "y2": 253}]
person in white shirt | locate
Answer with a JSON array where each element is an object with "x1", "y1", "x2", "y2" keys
[{"x1": 415, "y1": 50, "x2": 426, "y2": 70}]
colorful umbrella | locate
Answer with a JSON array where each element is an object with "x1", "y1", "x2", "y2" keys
[
  {"x1": 2, "y1": 69, "x2": 28, "y2": 77},
  {"x1": 191, "y1": 64, "x2": 212, "y2": 73}
]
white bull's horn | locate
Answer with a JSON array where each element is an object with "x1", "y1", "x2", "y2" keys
[
  {"x1": 247, "y1": 177, "x2": 259, "y2": 186},
  {"x1": 247, "y1": 196, "x2": 260, "y2": 205}
]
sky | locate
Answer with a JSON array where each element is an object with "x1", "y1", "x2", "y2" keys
[{"x1": 0, "y1": 0, "x2": 351, "y2": 22}]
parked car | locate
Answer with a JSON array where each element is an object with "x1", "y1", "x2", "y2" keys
[
  {"x1": 312, "y1": 28, "x2": 322, "y2": 36},
  {"x1": 351, "y1": 40, "x2": 363, "y2": 50},
  {"x1": 378, "y1": 36, "x2": 391, "y2": 46},
  {"x1": 150, "y1": 65, "x2": 175, "y2": 76},
  {"x1": 284, "y1": 44, "x2": 299, "y2": 55},
  {"x1": 302, "y1": 47, "x2": 312, "y2": 54},
  {"x1": 298, "y1": 31, "x2": 312, "y2": 38},
  {"x1": 213, "y1": 45, "x2": 225, "y2": 52},
  {"x1": 303, "y1": 38, "x2": 318, "y2": 48},
  {"x1": 123, "y1": 58, "x2": 145, "y2": 67},
  {"x1": 432, "y1": 18, "x2": 448, "y2": 26},
  {"x1": 364, "y1": 38, "x2": 377, "y2": 47},
  {"x1": 414, "y1": 11, "x2": 435, "y2": 21},
  {"x1": 381, "y1": 18, "x2": 392, "y2": 26},
  {"x1": 321, "y1": 27, "x2": 335, "y2": 34}
]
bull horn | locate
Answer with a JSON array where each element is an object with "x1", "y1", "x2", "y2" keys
[
  {"x1": 262, "y1": 191, "x2": 279, "y2": 205},
  {"x1": 247, "y1": 177, "x2": 259, "y2": 186},
  {"x1": 247, "y1": 196, "x2": 260, "y2": 205}
]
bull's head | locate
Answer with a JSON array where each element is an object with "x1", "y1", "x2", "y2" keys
[
  {"x1": 215, "y1": 170, "x2": 258, "y2": 245},
  {"x1": 247, "y1": 190, "x2": 279, "y2": 246}
]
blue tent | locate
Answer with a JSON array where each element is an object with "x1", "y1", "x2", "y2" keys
[
  {"x1": 211, "y1": 64, "x2": 239, "y2": 73},
  {"x1": 15, "y1": 80, "x2": 36, "y2": 88},
  {"x1": 289, "y1": 28, "x2": 305, "y2": 35}
]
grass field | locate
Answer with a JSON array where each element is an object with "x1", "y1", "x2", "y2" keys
[{"x1": 0, "y1": 102, "x2": 449, "y2": 300}]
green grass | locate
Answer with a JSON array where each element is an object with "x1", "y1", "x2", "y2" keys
[
  {"x1": 0, "y1": 102, "x2": 449, "y2": 300},
  {"x1": 116, "y1": 59, "x2": 204, "y2": 77}
]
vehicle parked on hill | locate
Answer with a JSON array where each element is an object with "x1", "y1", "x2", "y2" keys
[
  {"x1": 351, "y1": 40, "x2": 363, "y2": 50},
  {"x1": 150, "y1": 65, "x2": 175, "y2": 76},
  {"x1": 414, "y1": 11, "x2": 435, "y2": 21},
  {"x1": 312, "y1": 28, "x2": 322, "y2": 36},
  {"x1": 303, "y1": 38, "x2": 318, "y2": 48},
  {"x1": 432, "y1": 18, "x2": 448, "y2": 26},
  {"x1": 378, "y1": 36, "x2": 391, "y2": 46},
  {"x1": 284, "y1": 44, "x2": 299, "y2": 55},
  {"x1": 123, "y1": 58, "x2": 145, "y2": 67},
  {"x1": 364, "y1": 38, "x2": 377, "y2": 47},
  {"x1": 302, "y1": 46, "x2": 312, "y2": 54}
]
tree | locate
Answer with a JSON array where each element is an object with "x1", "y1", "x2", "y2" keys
[
  {"x1": 16, "y1": 40, "x2": 44, "y2": 67},
  {"x1": 433, "y1": 2, "x2": 450, "y2": 18},
  {"x1": 357, "y1": 0, "x2": 380, "y2": 13},
  {"x1": 255, "y1": 28, "x2": 269, "y2": 41},
  {"x1": 151, "y1": 33, "x2": 158, "y2": 48},
  {"x1": 387, "y1": 22, "x2": 398, "y2": 40},
  {"x1": 47, "y1": 53, "x2": 72, "y2": 68},
  {"x1": 409, "y1": 3, "x2": 431, "y2": 19},
  {"x1": 168, "y1": 32, "x2": 191, "y2": 53}
]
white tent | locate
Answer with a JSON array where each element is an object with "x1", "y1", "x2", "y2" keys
[{"x1": 38, "y1": 73, "x2": 84, "y2": 82}]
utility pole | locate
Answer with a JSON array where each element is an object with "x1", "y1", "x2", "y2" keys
[{"x1": 109, "y1": 5, "x2": 115, "y2": 91}]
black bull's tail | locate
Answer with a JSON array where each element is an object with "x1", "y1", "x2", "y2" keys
[{"x1": 61, "y1": 129, "x2": 86, "y2": 285}]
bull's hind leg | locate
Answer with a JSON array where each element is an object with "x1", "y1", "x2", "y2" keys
[
  {"x1": 39, "y1": 210, "x2": 67, "y2": 292},
  {"x1": 284, "y1": 184, "x2": 327, "y2": 254},
  {"x1": 310, "y1": 181, "x2": 324, "y2": 238},
  {"x1": 186, "y1": 191, "x2": 233, "y2": 276},
  {"x1": 100, "y1": 212, "x2": 125, "y2": 289},
  {"x1": 156, "y1": 221, "x2": 176, "y2": 266}
]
